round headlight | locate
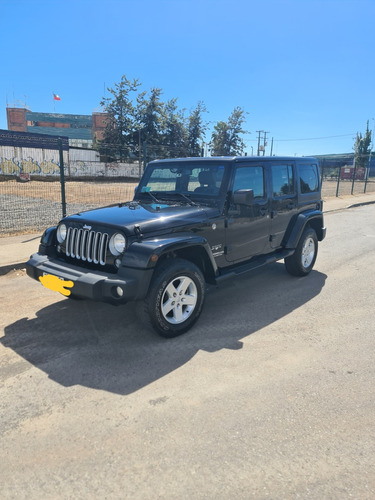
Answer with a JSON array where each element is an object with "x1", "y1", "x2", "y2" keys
[
  {"x1": 109, "y1": 233, "x2": 126, "y2": 256},
  {"x1": 56, "y1": 223, "x2": 67, "y2": 243}
]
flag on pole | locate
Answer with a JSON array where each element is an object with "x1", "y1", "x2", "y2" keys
[{"x1": 53, "y1": 93, "x2": 61, "y2": 101}]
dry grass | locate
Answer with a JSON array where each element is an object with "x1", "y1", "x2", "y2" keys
[
  {"x1": 0, "y1": 179, "x2": 138, "y2": 205},
  {"x1": 1, "y1": 178, "x2": 374, "y2": 204}
]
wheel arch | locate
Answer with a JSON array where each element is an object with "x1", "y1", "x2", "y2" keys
[
  {"x1": 284, "y1": 211, "x2": 325, "y2": 249},
  {"x1": 156, "y1": 245, "x2": 217, "y2": 285},
  {"x1": 124, "y1": 234, "x2": 218, "y2": 285}
]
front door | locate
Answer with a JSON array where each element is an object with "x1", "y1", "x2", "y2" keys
[
  {"x1": 225, "y1": 164, "x2": 271, "y2": 263},
  {"x1": 270, "y1": 163, "x2": 298, "y2": 248}
]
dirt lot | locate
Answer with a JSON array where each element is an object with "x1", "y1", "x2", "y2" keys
[
  {"x1": 0, "y1": 179, "x2": 138, "y2": 235},
  {"x1": 0, "y1": 178, "x2": 138, "y2": 203},
  {"x1": 0, "y1": 205, "x2": 374, "y2": 499}
]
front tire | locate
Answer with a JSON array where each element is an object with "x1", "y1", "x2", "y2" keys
[
  {"x1": 141, "y1": 258, "x2": 206, "y2": 338},
  {"x1": 285, "y1": 227, "x2": 318, "y2": 277}
]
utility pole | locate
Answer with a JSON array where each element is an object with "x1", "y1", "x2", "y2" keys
[
  {"x1": 263, "y1": 131, "x2": 270, "y2": 156},
  {"x1": 256, "y1": 131, "x2": 262, "y2": 156},
  {"x1": 256, "y1": 130, "x2": 270, "y2": 156},
  {"x1": 270, "y1": 137, "x2": 274, "y2": 156},
  {"x1": 365, "y1": 118, "x2": 375, "y2": 193}
]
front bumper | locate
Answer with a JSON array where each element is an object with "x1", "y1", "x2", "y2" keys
[{"x1": 26, "y1": 253, "x2": 153, "y2": 304}]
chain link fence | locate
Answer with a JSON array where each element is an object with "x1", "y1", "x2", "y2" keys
[
  {"x1": 0, "y1": 178, "x2": 140, "y2": 236},
  {"x1": 1, "y1": 135, "x2": 374, "y2": 236}
]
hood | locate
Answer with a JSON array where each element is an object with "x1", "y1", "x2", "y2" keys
[{"x1": 65, "y1": 201, "x2": 215, "y2": 235}]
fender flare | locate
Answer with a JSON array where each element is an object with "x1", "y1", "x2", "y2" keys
[
  {"x1": 122, "y1": 233, "x2": 218, "y2": 275},
  {"x1": 285, "y1": 211, "x2": 325, "y2": 249},
  {"x1": 40, "y1": 226, "x2": 57, "y2": 246}
]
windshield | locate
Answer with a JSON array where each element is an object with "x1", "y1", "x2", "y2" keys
[{"x1": 135, "y1": 161, "x2": 229, "y2": 202}]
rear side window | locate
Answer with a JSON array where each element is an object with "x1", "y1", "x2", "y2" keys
[
  {"x1": 271, "y1": 165, "x2": 294, "y2": 197},
  {"x1": 299, "y1": 164, "x2": 319, "y2": 193}
]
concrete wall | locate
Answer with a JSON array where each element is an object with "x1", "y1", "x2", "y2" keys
[{"x1": 0, "y1": 145, "x2": 140, "y2": 178}]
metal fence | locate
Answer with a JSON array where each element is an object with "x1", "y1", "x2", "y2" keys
[
  {"x1": 1, "y1": 137, "x2": 374, "y2": 236},
  {"x1": 0, "y1": 177, "x2": 140, "y2": 236},
  {"x1": 320, "y1": 164, "x2": 375, "y2": 198}
]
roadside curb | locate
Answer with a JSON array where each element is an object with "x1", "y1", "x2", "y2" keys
[
  {"x1": 324, "y1": 199, "x2": 375, "y2": 214},
  {"x1": 347, "y1": 200, "x2": 375, "y2": 209}
]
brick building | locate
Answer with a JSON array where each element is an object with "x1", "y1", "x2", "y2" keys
[{"x1": 6, "y1": 107, "x2": 107, "y2": 148}]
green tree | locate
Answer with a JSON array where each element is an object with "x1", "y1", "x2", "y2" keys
[
  {"x1": 354, "y1": 121, "x2": 372, "y2": 170},
  {"x1": 100, "y1": 75, "x2": 251, "y2": 162},
  {"x1": 100, "y1": 75, "x2": 141, "y2": 159},
  {"x1": 210, "y1": 107, "x2": 248, "y2": 156},
  {"x1": 187, "y1": 101, "x2": 207, "y2": 157},
  {"x1": 163, "y1": 98, "x2": 188, "y2": 158},
  {"x1": 136, "y1": 87, "x2": 165, "y2": 147}
]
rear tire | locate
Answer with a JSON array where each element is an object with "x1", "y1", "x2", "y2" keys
[
  {"x1": 285, "y1": 227, "x2": 318, "y2": 277},
  {"x1": 140, "y1": 258, "x2": 205, "y2": 338}
]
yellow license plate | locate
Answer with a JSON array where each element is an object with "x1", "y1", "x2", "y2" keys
[{"x1": 39, "y1": 274, "x2": 74, "y2": 296}]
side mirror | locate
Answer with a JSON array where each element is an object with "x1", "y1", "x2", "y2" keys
[{"x1": 233, "y1": 189, "x2": 254, "y2": 206}]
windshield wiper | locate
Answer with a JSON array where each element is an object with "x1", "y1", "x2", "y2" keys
[
  {"x1": 160, "y1": 192, "x2": 197, "y2": 206},
  {"x1": 141, "y1": 190, "x2": 160, "y2": 203}
]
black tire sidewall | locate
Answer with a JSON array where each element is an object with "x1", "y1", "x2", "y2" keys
[
  {"x1": 295, "y1": 227, "x2": 318, "y2": 275},
  {"x1": 285, "y1": 227, "x2": 318, "y2": 276},
  {"x1": 146, "y1": 259, "x2": 205, "y2": 337}
]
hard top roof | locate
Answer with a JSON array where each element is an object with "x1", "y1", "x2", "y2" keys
[{"x1": 150, "y1": 156, "x2": 318, "y2": 165}]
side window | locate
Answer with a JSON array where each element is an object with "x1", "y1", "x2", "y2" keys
[
  {"x1": 299, "y1": 164, "x2": 319, "y2": 193},
  {"x1": 233, "y1": 167, "x2": 264, "y2": 198},
  {"x1": 232, "y1": 166, "x2": 265, "y2": 198},
  {"x1": 271, "y1": 165, "x2": 294, "y2": 197}
]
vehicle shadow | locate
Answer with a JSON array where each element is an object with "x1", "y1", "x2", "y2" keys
[{"x1": 2, "y1": 263, "x2": 327, "y2": 395}]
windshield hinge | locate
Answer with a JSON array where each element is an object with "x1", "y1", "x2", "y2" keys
[{"x1": 134, "y1": 224, "x2": 143, "y2": 241}]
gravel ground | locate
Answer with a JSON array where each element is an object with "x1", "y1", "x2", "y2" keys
[
  {"x1": 0, "y1": 194, "x2": 93, "y2": 234},
  {"x1": 0, "y1": 180, "x2": 137, "y2": 235}
]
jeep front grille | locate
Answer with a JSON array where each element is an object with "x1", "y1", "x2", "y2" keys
[{"x1": 65, "y1": 228, "x2": 109, "y2": 266}]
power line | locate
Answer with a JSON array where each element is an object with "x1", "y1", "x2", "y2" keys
[
  {"x1": 243, "y1": 133, "x2": 356, "y2": 145},
  {"x1": 275, "y1": 133, "x2": 356, "y2": 142}
]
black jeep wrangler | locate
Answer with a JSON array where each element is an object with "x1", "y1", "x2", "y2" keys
[{"x1": 27, "y1": 157, "x2": 326, "y2": 337}]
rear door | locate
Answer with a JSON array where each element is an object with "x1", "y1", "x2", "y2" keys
[{"x1": 270, "y1": 163, "x2": 298, "y2": 248}]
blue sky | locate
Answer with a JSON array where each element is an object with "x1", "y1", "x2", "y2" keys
[{"x1": 1, "y1": 0, "x2": 374, "y2": 156}]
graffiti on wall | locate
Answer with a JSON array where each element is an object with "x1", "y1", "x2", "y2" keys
[
  {"x1": 0, "y1": 156, "x2": 140, "y2": 178},
  {"x1": 0, "y1": 157, "x2": 21, "y2": 175},
  {"x1": 0, "y1": 157, "x2": 61, "y2": 175},
  {"x1": 69, "y1": 161, "x2": 91, "y2": 175},
  {"x1": 0, "y1": 144, "x2": 139, "y2": 178}
]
